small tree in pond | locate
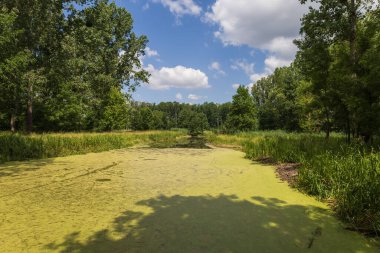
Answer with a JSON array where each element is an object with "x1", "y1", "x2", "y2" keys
[
  {"x1": 178, "y1": 109, "x2": 209, "y2": 137},
  {"x1": 187, "y1": 112, "x2": 209, "y2": 137}
]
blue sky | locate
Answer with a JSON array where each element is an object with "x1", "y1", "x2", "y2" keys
[{"x1": 115, "y1": 0, "x2": 310, "y2": 104}]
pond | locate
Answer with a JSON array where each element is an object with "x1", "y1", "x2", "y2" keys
[{"x1": 0, "y1": 147, "x2": 378, "y2": 252}]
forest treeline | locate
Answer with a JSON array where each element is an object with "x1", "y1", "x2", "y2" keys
[{"x1": 0, "y1": 0, "x2": 379, "y2": 142}]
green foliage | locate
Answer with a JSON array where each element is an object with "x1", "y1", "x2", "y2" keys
[
  {"x1": 187, "y1": 112, "x2": 209, "y2": 137},
  {"x1": 150, "y1": 110, "x2": 166, "y2": 130},
  {"x1": 226, "y1": 86, "x2": 258, "y2": 132},
  {"x1": 252, "y1": 65, "x2": 302, "y2": 131},
  {"x1": 295, "y1": 0, "x2": 380, "y2": 141},
  {"x1": 129, "y1": 102, "x2": 231, "y2": 132},
  {"x1": 130, "y1": 107, "x2": 153, "y2": 131},
  {"x1": 178, "y1": 108, "x2": 209, "y2": 136},
  {"x1": 0, "y1": 1, "x2": 148, "y2": 132},
  {"x1": 98, "y1": 87, "x2": 129, "y2": 131}
]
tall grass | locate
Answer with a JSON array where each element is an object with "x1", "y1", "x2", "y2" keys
[
  {"x1": 0, "y1": 131, "x2": 184, "y2": 163},
  {"x1": 299, "y1": 150, "x2": 380, "y2": 233},
  {"x1": 207, "y1": 131, "x2": 380, "y2": 234}
]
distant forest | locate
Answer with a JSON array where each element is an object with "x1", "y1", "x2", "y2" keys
[{"x1": 1, "y1": 0, "x2": 379, "y2": 142}]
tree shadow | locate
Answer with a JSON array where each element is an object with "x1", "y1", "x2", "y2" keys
[
  {"x1": 46, "y1": 195, "x2": 374, "y2": 253},
  {"x1": 0, "y1": 158, "x2": 62, "y2": 178}
]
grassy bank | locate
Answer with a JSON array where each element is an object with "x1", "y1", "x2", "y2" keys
[
  {"x1": 206, "y1": 131, "x2": 380, "y2": 235},
  {"x1": 0, "y1": 131, "x2": 185, "y2": 163}
]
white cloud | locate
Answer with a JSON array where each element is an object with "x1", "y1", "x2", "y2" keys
[
  {"x1": 247, "y1": 83, "x2": 255, "y2": 90},
  {"x1": 264, "y1": 56, "x2": 292, "y2": 73},
  {"x1": 250, "y1": 73, "x2": 268, "y2": 83},
  {"x1": 264, "y1": 37, "x2": 298, "y2": 59},
  {"x1": 146, "y1": 64, "x2": 210, "y2": 90},
  {"x1": 152, "y1": 0, "x2": 202, "y2": 17},
  {"x1": 230, "y1": 59, "x2": 269, "y2": 84},
  {"x1": 209, "y1": 61, "x2": 226, "y2": 76},
  {"x1": 176, "y1": 93, "x2": 183, "y2": 100},
  {"x1": 206, "y1": 0, "x2": 306, "y2": 49},
  {"x1": 231, "y1": 60, "x2": 254, "y2": 76},
  {"x1": 232, "y1": 83, "x2": 254, "y2": 90},
  {"x1": 145, "y1": 47, "x2": 159, "y2": 58},
  {"x1": 209, "y1": 61, "x2": 221, "y2": 71},
  {"x1": 206, "y1": 0, "x2": 309, "y2": 73},
  {"x1": 188, "y1": 94, "x2": 206, "y2": 101}
]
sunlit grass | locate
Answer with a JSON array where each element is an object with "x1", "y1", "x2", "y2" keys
[{"x1": 0, "y1": 130, "x2": 185, "y2": 163}]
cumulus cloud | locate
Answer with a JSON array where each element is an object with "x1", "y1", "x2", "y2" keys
[
  {"x1": 145, "y1": 64, "x2": 210, "y2": 90},
  {"x1": 188, "y1": 94, "x2": 206, "y2": 101},
  {"x1": 264, "y1": 37, "x2": 298, "y2": 60},
  {"x1": 206, "y1": 0, "x2": 309, "y2": 75},
  {"x1": 206, "y1": 0, "x2": 306, "y2": 49},
  {"x1": 152, "y1": 0, "x2": 202, "y2": 17},
  {"x1": 264, "y1": 56, "x2": 292, "y2": 73}
]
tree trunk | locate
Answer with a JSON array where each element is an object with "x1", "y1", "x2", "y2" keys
[
  {"x1": 10, "y1": 113, "x2": 16, "y2": 132},
  {"x1": 324, "y1": 106, "x2": 331, "y2": 139},
  {"x1": 348, "y1": 0, "x2": 357, "y2": 69},
  {"x1": 26, "y1": 83, "x2": 33, "y2": 133},
  {"x1": 347, "y1": 117, "x2": 351, "y2": 143}
]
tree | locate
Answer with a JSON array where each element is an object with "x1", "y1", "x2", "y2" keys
[
  {"x1": 130, "y1": 107, "x2": 153, "y2": 131},
  {"x1": 187, "y1": 112, "x2": 209, "y2": 137},
  {"x1": 0, "y1": 9, "x2": 30, "y2": 132},
  {"x1": 252, "y1": 65, "x2": 302, "y2": 131},
  {"x1": 150, "y1": 110, "x2": 166, "y2": 130},
  {"x1": 1, "y1": 0, "x2": 69, "y2": 132},
  {"x1": 0, "y1": 1, "x2": 149, "y2": 132},
  {"x1": 175, "y1": 109, "x2": 209, "y2": 137},
  {"x1": 296, "y1": 0, "x2": 379, "y2": 140},
  {"x1": 225, "y1": 86, "x2": 258, "y2": 132},
  {"x1": 98, "y1": 87, "x2": 129, "y2": 131}
]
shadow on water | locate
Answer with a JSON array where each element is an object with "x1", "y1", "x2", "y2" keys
[
  {"x1": 0, "y1": 159, "x2": 61, "y2": 178},
  {"x1": 46, "y1": 195, "x2": 372, "y2": 253}
]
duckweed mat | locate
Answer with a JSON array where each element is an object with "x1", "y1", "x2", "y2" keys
[{"x1": 0, "y1": 148, "x2": 378, "y2": 252}]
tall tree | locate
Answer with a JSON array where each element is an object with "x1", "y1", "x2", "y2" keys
[
  {"x1": 226, "y1": 86, "x2": 258, "y2": 132},
  {"x1": 252, "y1": 65, "x2": 302, "y2": 131},
  {"x1": 0, "y1": 8, "x2": 33, "y2": 132},
  {"x1": 296, "y1": 0, "x2": 377, "y2": 140}
]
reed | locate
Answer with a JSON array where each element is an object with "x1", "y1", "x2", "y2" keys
[{"x1": 0, "y1": 131, "x2": 183, "y2": 163}]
